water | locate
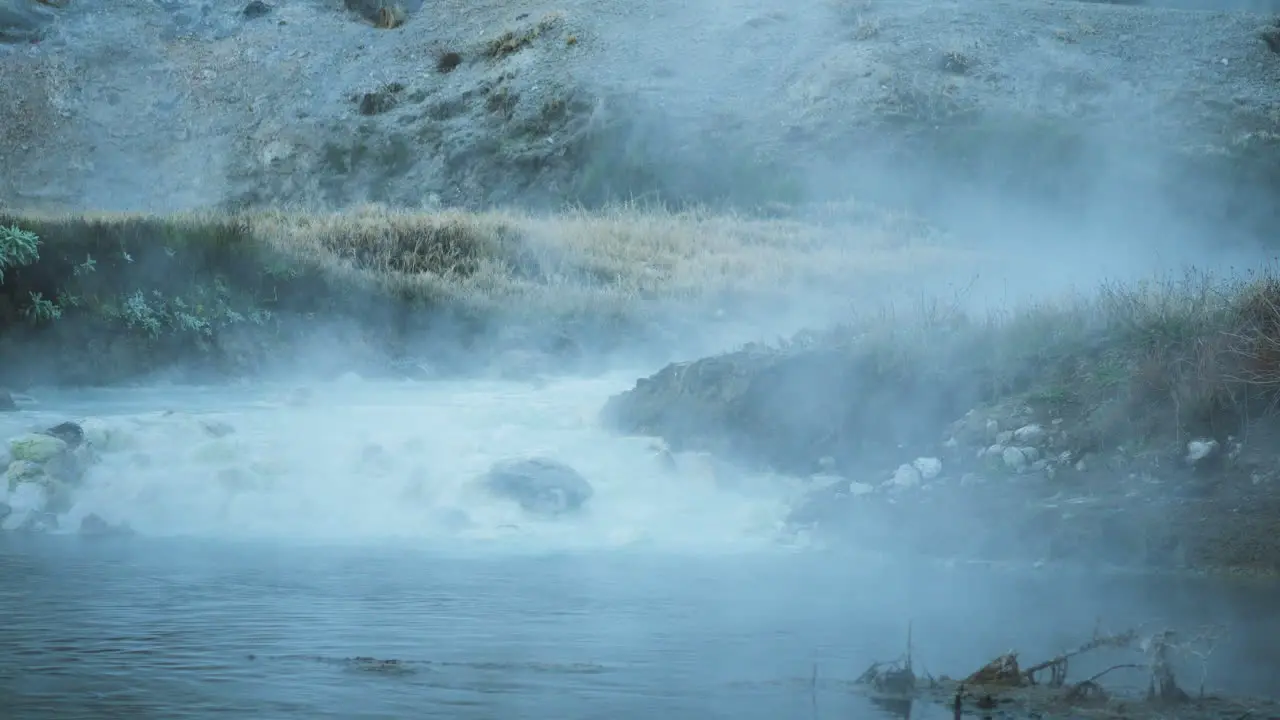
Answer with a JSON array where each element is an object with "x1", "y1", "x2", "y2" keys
[{"x1": 2, "y1": 374, "x2": 1280, "y2": 719}]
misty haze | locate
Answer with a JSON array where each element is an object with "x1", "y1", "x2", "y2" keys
[{"x1": 2, "y1": 0, "x2": 1280, "y2": 718}]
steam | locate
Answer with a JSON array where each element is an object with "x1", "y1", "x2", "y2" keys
[{"x1": 14, "y1": 375, "x2": 795, "y2": 552}]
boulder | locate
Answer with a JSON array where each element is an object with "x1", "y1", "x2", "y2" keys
[
  {"x1": 475, "y1": 457, "x2": 593, "y2": 516},
  {"x1": 42, "y1": 421, "x2": 84, "y2": 450},
  {"x1": 9, "y1": 433, "x2": 67, "y2": 463},
  {"x1": 79, "y1": 513, "x2": 133, "y2": 537},
  {"x1": 0, "y1": 389, "x2": 15, "y2": 412}
]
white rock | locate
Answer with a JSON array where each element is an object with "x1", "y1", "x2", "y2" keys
[
  {"x1": 1002, "y1": 447, "x2": 1029, "y2": 472},
  {"x1": 995, "y1": 430, "x2": 1014, "y2": 445},
  {"x1": 1019, "y1": 446, "x2": 1041, "y2": 463},
  {"x1": 1185, "y1": 439, "x2": 1218, "y2": 464},
  {"x1": 1013, "y1": 424, "x2": 1047, "y2": 445},
  {"x1": 942, "y1": 437, "x2": 958, "y2": 449},
  {"x1": 818, "y1": 456, "x2": 837, "y2": 471},
  {"x1": 913, "y1": 457, "x2": 943, "y2": 480},
  {"x1": 985, "y1": 418, "x2": 1000, "y2": 437},
  {"x1": 848, "y1": 481, "x2": 875, "y2": 496},
  {"x1": 981, "y1": 444, "x2": 1004, "y2": 458},
  {"x1": 890, "y1": 463, "x2": 921, "y2": 488}
]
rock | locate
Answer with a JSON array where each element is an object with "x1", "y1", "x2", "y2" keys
[
  {"x1": 912, "y1": 457, "x2": 942, "y2": 481},
  {"x1": 0, "y1": 501, "x2": 9, "y2": 523},
  {"x1": 354, "y1": 82, "x2": 404, "y2": 117},
  {"x1": 654, "y1": 447, "x2": 677, "y2": 473},
  {"x1": 1013, "y1": 424, "x2": 1047, "y2": 446},
  {"x1": 200, "y1": 419, "x2": 236, "y2": 438},
  {"x1": 890, "y1": 463, "x2": 921, "y2": 488},
  {"x1": 995, "y1": 430, "x2": 1014, "y2": 445},
  {"x1": 1002, "y1": 446, "x2": 1030, "y2": 472},
  {"x1": 42, "y1": 421, "x2": 84, "y2": 449},
  {"x1": 6, "y1": 459, "x2": 43, "y2": 489},
  {"x1": 475, "y1": 457, "x2": 594, "y2": 516},
  {"x1": 358, "y1": 442, "x2": 394, "y2": 477},
  {"x1": 848, "y1": 480, "x2": 875, "y2": 496},
  {"x1": 0, "y1": 389, "x2": 15, "y2": 412},
  {"x1": 241, "y1": 0, "x2": 271, "y2": 19},
  {"x1": 42, "y1": 447, "x2": 90, "y2": 486},
  {"x1": 1185, "y1": 438, "x2": 1219, "y2": 465},
  {"x1": 4, "y1": 472, "x2": 70, "y2": 517},
  {"x1": 79, "y1": 513, "x2": 133, "y2": 537},
  {"x1": 9, "y1": 434, "x2": 67, "y2": 463}
]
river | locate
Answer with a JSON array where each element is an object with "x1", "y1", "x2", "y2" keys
[{"x1": 2, "y1": 374, "x2": 1279, "y2": 719}]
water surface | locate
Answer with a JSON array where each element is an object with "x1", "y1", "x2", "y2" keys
[{"x1": 2, "y1": 377, "x2": 1279, "y2": 719}]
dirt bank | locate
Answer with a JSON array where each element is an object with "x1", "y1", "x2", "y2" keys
[{"x1": 602, "y1": 272, "x2": 1280, "y2": 576}]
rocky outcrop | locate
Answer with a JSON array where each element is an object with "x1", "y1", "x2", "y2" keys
[
  {"x1": 3, "y1": 421, "x2": 94, "y2": 529},
  {"x1": 0, "y1": 389, "x2": 14, "y2": 412},
  {"x1": 474, "y1": 457, "x2": 594, "y2": 517}
]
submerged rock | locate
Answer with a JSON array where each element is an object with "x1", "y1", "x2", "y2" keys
[
  {"x1": 476, "y1": 457, "x2": 594, "y2": 516},
  {"x1": 0, "y1": 389, "x2": 15, "y2": 412}
]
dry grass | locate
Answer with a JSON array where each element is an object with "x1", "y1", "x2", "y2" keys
[
  {"x1": 483, "y1": 12, "x2": 565, "y2": 60},
  {"x1": 0, "y1": 202, "x2": 965, "y2": 325},
  {"x1": 791, "y1": 267, "x2": 1280, "y2": 447},
  {"x1": 246, "y1": 202, "x2": 966, "y2": 316}
]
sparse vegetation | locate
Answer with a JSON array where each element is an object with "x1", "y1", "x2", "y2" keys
[
  {"x1": 614, "y1": 265, "x2": 1280, "y2": 468},
  {"x1": 435, "y1": 50, "x2": 463, "y2": 74},
  {"x1": 483, "y1": 13, "x2": 564, "y2": 60}
]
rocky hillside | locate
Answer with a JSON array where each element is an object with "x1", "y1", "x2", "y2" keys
[{"x1": 1, "y1": 0, "x2": 1278, "y2": 223}]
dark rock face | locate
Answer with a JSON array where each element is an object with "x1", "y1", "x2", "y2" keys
[
  {"x1": 241, "y1": 1, "x2": 272, "y2": 20},
  {"x1": 0, "y1": 389, "x2": 14, "y2": 412},
  {"x1": 476, "y1": 457, "x2": 594, "y2": 516},
  {"x1": 42, "y1": 421, "x2": 84, "y2": 449},
  {"x1": 600, "y1": 344, "x2": 982, "y2": 477}
]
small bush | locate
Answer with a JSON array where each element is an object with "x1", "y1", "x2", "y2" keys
[{"x1": 0, "y1": 224, "x2": 40, "y2": 284}]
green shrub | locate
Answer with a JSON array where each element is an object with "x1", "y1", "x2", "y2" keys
[{"x1": 0, "y1": 224, "x2": 40, "y2": 284}]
